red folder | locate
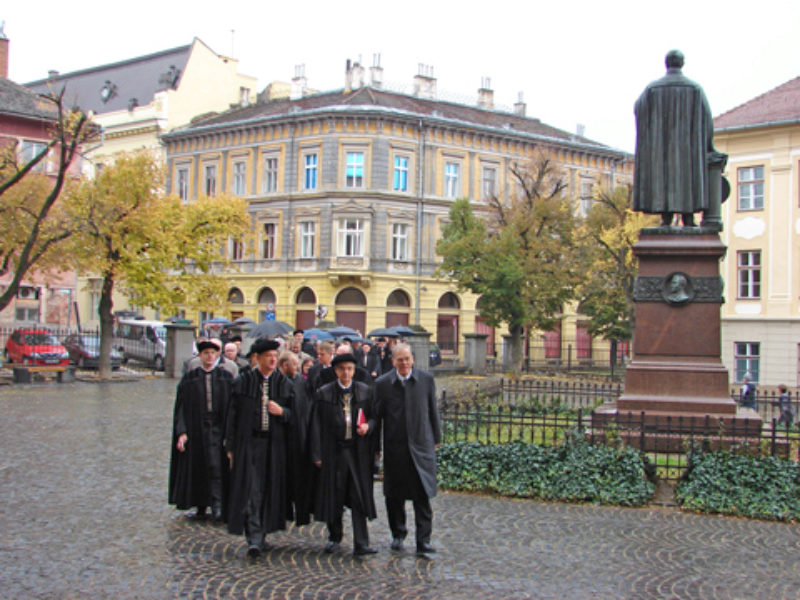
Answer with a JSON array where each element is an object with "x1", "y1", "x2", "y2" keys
[{"x1": 357, "y1": 408, "x2": 366, "y2": 427}]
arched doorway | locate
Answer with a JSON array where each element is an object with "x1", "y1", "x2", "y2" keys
[
  {"x1": 257, "y1": 287, "x2": 276, "y2": 322},
  {"x1": 437, "y1": 292, "x2": 460, "y2": 354},
  {"x1": 335, "y1": 287, "x2": 367, "y2": 334},
  {"x1": 385, "y1": 289, "x2": 411, "y2": 327},
  {"x1": 228, "y1": 287, "x2": 245, "y2": 319},
  {"x1": 295, "y1": 286, "x2": 317, "y2": 330}
]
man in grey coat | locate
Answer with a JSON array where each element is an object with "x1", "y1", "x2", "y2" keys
[{"x1": 373, "y1": 343, "x2": 441, "y2": 554}]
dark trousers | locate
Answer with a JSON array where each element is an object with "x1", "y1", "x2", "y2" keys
[
  {"x1": 201, "y1": 422, "x2": 223, "y2": 511},
  {"x1": 245, "y1": 436, "x2": 270, "y2": 546},
  {"x1": 327, "y1": 446, "x2": 369, "y2": 549},
  {"x1": 386, "y1": 495, "x2": 432, "y2": 546}
]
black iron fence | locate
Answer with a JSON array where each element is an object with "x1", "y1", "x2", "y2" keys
[{"x1": 439, "y1": 379, "x2": 800, "y2": 482}]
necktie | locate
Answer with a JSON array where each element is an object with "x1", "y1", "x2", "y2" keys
[
  {"x1": 261, "y1": 377, "x2": 270, "y2": 431},
  {"x1": 204, "y1": 372, "x2": 213, "y2": 412},
  {"x1": 342, "y1": 390, "x2": 352, "y2": 440}
]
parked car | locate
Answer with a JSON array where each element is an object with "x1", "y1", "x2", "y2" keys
[
  {"x1": 429, "y1": 343, "x2": 443, "y2": 367},
  {"x1": 62, "y1": 333, "x2": 122, "y2": 370},
  {"x1": 114, "y1": 319, "x2": 167, "y2": 370},
  {"x1": 4, "y1": 328, "x2": 70, "y2": 366}
]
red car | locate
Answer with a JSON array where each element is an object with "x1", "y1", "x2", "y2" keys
[{"x1": 4, "y1": 328, "x2": 70, "y2": 366}]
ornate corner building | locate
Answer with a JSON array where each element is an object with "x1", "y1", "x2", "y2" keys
[{"x1": 163, "y1": 62, "x2": 631, "y2": 359}]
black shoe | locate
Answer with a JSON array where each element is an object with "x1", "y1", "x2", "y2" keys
[
  {"x1": 324, "y1": 541, "x2": 340, "y2": 554},
  {"x1": 212, "y1": 506, "x2": 223, "y2": 522},
  {"x1": 390, "y1": 538, "x2": 404, "y2": 551},
  {"x1": 354, "y1": 545, "x2": 378, "y2": 556},
  {"x1": 416, "y1": 543, "x2": 436, "y2": 554},
  {"x1": 191, "y1": 507, "x2": 208, "y2": 521},
  {"x1": 247, "y1": 544, "x2": 261, "y2": 558}
]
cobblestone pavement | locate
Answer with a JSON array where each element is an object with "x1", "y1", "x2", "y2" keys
[{"x1": 1, "y1": 379, "x2": 799, "y2": 599}]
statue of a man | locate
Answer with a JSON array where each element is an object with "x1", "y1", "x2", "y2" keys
[{"x1": 633, "y1": 50, "x2": 717, "y2": 227}]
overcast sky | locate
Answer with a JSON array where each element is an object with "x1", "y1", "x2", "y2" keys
[{"x1": 4, "y1": 0, "x2": 799, "y2": 153}]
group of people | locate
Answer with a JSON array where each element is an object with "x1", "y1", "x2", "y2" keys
[{"x1": 168, "y1": 329, "x2": 441, "y2": 558}]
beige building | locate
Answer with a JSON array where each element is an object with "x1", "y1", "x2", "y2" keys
[
  {"x1": 714, "y1": 76, "x2": 800, "y2": 386},
  {"x1": 26, "y1": 38, "x2": 257, "y2": 328},
  {"x1": 163, "y1": 60, "x2": 631, "y2": 359}
]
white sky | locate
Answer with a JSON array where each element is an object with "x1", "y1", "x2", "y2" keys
[{"x1": 4, "y1": 0, "x2": 799, "y2": 153}]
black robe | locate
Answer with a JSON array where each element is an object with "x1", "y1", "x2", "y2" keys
[
  {"x1": 310, "y1": 380, "x2": 377, "y2": 523},
  {"x1": 168, "y1": 366, "x2": 232, "y2": 510},
  {"x1": 287, "y1": 375, "x2": 314, "y2": 525},
  {"x1": 224, "y1": 368, "x2": 293, "y2": 536},
  {"x1": 374, "y1": 368, "x2": 441, "y2": 499}
]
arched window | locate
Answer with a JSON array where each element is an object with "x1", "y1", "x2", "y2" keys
[
  {"x1": 228, "y1": 287, "x2": 244, "y2": 304},
  {"x1": 438, "y1": 292, "x2": 461, "y2": 309},
  {"x1": 257, "y1": 287, "x2": 276, "y2": 305},
  {"x1": 387, "y1": 289, "x2": 411, "y2": 307},
  {"x1": 336, "y1": 287, "x2": 367, "y2": 305},
  {"x1": 296, "y1": 286, "x2": 316, "y2": 305}
]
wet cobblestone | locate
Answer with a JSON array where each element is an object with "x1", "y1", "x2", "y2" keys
[{"x1": 1, "y1": 379, "x2": 799, "y2": 599}]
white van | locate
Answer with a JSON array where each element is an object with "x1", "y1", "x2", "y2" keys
[{"x1": 114, "y1": 319, "x2": 168, "y2": 370}]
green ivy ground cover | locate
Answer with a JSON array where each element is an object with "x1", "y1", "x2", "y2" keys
[
  {"x1": 676, "y1": 449, "x2": 800, "y2": 521},
  {"x1": 436, "y1": 435, "x2": 655, "y2": 506}
]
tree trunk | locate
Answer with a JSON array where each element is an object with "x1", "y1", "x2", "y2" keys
[
  {"x1": 509, "y1": 324, "x2": 525, "y2": 378},
  {"x1": 97, "y1": 273, "x2": 115, "y2": 380}
]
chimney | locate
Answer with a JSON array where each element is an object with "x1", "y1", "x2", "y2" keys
[
  {"x1": 291, "y1": 64, "x2": 307, "y2": 100},
  {"x1": 0, "y1": 22, "x2": 8, "y2": 79},
  {"x1": 576, "y1": 123, "x2": 586, "y2": 138},
  {"x1": 413, "y1": 64, "x2": 436, "y2": 99},
  {"x1": 514, "y1": 91, "x2": 527, "y2": 117},
  {"x1": 352, "y1": 57, "x2": 365, "y2": 90},
  {"x1": 369, "y1": 53, "x2": 383, "y2": 88},
  {"x1": 477, "y1": 77, "x2": 494, "y2": 109}
]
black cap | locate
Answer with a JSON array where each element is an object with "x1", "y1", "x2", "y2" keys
[
  {"x1": 229, "y1": 334, "x2": 242, "y2": 343},
  {"x1": 331, "y1": 353, "x2": 357, "y2": 368},
  {"x1": 197, "y1": 340, "x2": 221, "y2": 352},
  {"x1": 250, "y1": 338, "x2": 280, "y2": 354}
]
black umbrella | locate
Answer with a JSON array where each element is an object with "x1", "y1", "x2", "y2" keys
[
  {"x1": 231, "y1": 317, "x2": 256, "y2": 326},
  {"x1": 327, "y1": 325, "x2": 359, "y2": 338},
  {"x1": 246, "y1": 320, "x2": 293, "y2": 338},
  {"x1": 367, "y1": 327, "x2": 398, "y2": 338},
  {"x1": 389, "y1": 325, "x2": 415, "y2": 337}
]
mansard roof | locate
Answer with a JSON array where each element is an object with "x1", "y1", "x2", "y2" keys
[
  {"x1": 715, "y1": 76, "x2": 800, "y2": 131},
  {"x1": 165, "y1": 86, "x2": 625, "y2": 156},
  {"x1": 0, "y1": 77, "x2": 58, "y2": 122},
  {"x1": 25, "y1": 42, "x2": 195, "y2": 115}
]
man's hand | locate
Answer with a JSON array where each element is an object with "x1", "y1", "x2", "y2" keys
[
  {"x1": 314, "y1": 460, "x2": 321, "y2": 468},
  {"x1": 357, "y1": 423, "x2": 369, "y2": 436},
  {"x1": 267, "y1": 400, "x2": 283, "y2": 416},
  {"x1": 176, "y1": 434, "x2": 188, "y2": 452},
  {"x1": 227, "y1": 451, "x2": 233, "y2": 469}
]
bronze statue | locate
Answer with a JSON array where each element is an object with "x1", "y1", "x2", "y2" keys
[{"x1": 633, "y1": 50, "x2": 726, "y2": 229}]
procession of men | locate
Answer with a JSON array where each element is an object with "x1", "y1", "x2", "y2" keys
[{"x1": 168, "y1": 329, "x2": 441, "y2": 558}]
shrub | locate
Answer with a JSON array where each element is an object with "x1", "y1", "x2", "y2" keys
[
  {"x1": 436, "y1": 431, "x2": 654, "y2": 506},
  {"x1": 675, "y1": 448, "x2": 800, "y2": 521}
]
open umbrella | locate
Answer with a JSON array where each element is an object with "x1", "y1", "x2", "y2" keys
[
  {"x1": 231, "y1": 316, "x2": 256, "y2": 326},
  {"x1": 303, "y1": 328, "x2": 334, "y2": 341},
  {"x1": 367, "y1": 327, "x2": 398, "y2": 338},
  {"x1": 203, "y1": 316, "x2": 232, "y2": 326},
  {"x1": 246, "y1": 320, "x2": 293, "y2": 338},
  {"x1": 388, "y1": 325, "x2": 415, "y2": 337},
  {"x1": 327, "y1": 325, "x2": 359, "y2": 338}
]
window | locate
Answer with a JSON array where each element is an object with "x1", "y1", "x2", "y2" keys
[
  {"x1": 579, "y1": 179, "x2": 594, "y2": 217},
  {"x1": 391, "y1": 223, "x2": 409, "y2": 261},
  {"x1": 263, "y1": 223, "x2": 276, "y2": 259},
  {"x1": 734, "y1": 342, "x2": 760, "y2": 382},
  {"x1": 232, "y1": 161, "x2": 246, "y2": 196},
  {"x1": 346, "y1": 152, "x2": 364, "y2": 188},
  {"x1": 263, "y1": 156, "x2": 278, "y2": 193},
  {"x1": 230, "y1": 238, "x2": 244, "y2": 260},
  {"x1": 737, "y1": 250, "x2": 761, "y2": 299},
  {"x1": 738, "y1": 166, "x2": 764, "y2": 210},
  {"x1": 338, "y1": 219, "x2": 364, "y2": 257},
  {"x1": 20, "y1": 140, "x2": 47, "y2": 171},
  {"x1": 304, "y1": 153, "x2": 318, "y2": 190},
  {"x1": 15, "y1": 306, "x2": 39, "y2": 321},
  {"x1": 482, "y1": 166, "x2": 496, "y2": 201},
  {"x1": 445, "y1": 161, "x2": 460, "y2": 197},
  {"x1": 393, "y1": 156, "x2": 409, "y2": 191},
  {"x1": 299, "y1": 221, "x2": 316, "y2": 258},
  {"x1": 204, "y1": 165, "x2": 217, "y2": 196},
  {"x1": 176, "y1": 167, "x2": 189, "y2": 201}
]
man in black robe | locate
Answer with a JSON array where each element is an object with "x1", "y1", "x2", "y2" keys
[
  {"x1": 225, "y1": 338, "x2": 294, "y2": 556},
  {"x1": 310, "y1": 353, "x2": 377, "y2": 555},
  {"x1": 168, "y1": 340, "x2": 232, "y2": 521},
  {"x1": 374, "y1": 343, "x2": 441, "y2": 554}
]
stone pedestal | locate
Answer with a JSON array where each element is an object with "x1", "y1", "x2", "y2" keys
[
  {"x1": 597, "y1": 229, "x2": 761, "y2": 435},
  {"x1": 501, "y1": 334, "x2": 513, "y2": 371},
  {"x1": 165, "y1": 323, "x2": 197, "y2": 379},
  {"x1": 406, "y1": 331, "x2": 432, "y2": 372},
  {"x1": 463, "y1": 333, "x2": 488, "y2": 375}
]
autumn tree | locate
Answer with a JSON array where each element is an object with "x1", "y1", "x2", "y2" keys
[
  {"x1": 0, "y1": 89, "x2": 94, "y2": 311},
  {"x1": 577, "y1": 185, "x2": 656, "y2": 348},
  {"x1": 436, "y1": 152, "x2": 583, "y2": 375},
  {"x1": 63, "y1": 152, "x2": 249, "y2": 378}
]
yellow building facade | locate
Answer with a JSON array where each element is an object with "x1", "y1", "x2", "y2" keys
[
  {"x1": 715, "y1": 76, "x2": 800, "y2": 386},
  {"x1": 164, "y1": 68, "x2": 631, "y2": 359}
]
